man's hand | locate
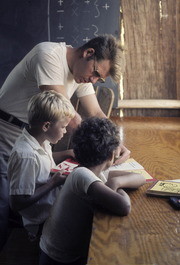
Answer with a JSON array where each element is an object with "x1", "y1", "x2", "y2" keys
[
  {"x1": 67, "y1": 112, "x2": 82, "y2": 133},
  {"x1": 114, "y1": 145, "x2": 131, "y2": 165}
]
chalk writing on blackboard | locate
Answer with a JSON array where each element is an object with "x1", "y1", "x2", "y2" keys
[
  {"x1": 48, "y1": 0, "x2": 120, "y2": 45},
  {"x1": 58, "y1": 23, "x2": 63, "y2": 30},
  {"x1": 103, "y1": 3, "x2": 110, "y2": 10},
  {"x1": 58, "y1": 0, "x2": 63, "y2": 6},
  {"x1": 0, "y1": 0, "x2": 120, "y2": 106},
  {"x1": 72, "y1": 35, "x2": 79, "y2": 44},
  {"x1": 92, "y1": 24, "x2": 98, "y2": 36},
  {"x1": 94, "y1": 0, "x2": 100, "y2": 18}
]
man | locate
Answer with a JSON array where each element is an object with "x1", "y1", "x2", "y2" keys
[{"x1": 0, "y1": 34, "x2": 130, "y2": 250}]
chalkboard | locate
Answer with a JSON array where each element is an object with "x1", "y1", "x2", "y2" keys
[
  {"x1": 0, "y1": 0, "x2": 120, "y2": 106},
  {"x1": 49, "y1": 0, "x2": 120, "y2": 44}
]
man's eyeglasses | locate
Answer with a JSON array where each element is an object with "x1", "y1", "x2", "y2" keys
[{"x1": 93, "y1": 57, "x2": 105, "y2": 83}]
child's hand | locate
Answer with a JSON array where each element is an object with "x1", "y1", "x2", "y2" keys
[{"x1": 51, "y1": 171, "x2": 68, "y2": 186}]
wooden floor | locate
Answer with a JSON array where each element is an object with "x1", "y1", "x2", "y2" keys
[{"x1": 0, "y1": 228, "x2": 39, "y2": 265}]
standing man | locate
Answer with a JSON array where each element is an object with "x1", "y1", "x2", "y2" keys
[{"x1": 0, "y1": 34, "x2": 130, "y2": 250}]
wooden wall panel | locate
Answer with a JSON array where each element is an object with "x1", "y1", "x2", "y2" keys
[
  {"x1": 176, "y1": 0, "x2": 180, "y2": 99},
  {"x1": 119, "y1": 0, "x2": 180, "y2": 117}
]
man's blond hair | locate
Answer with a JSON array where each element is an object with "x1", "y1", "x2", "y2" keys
[{"x1": 28, "y1": 90, "x2": 75, "y2": 125}]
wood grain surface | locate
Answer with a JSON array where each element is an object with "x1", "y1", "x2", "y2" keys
[
  {"x1": 87, "y1": 117, "x2": 180, "y2": 265},
  {"x1": 120, "y1": 0, "x2": 179, "y2": 117}
]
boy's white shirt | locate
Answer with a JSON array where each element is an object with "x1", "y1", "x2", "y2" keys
[{"x1": 8, "y1": 128, "x2": 58, "y2": 229}]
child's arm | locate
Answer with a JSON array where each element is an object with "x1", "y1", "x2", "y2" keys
[
  {"x1": 9, "y1": 172, "x2": 66, "y2": 212},
  {"x1": 52, "y1": 149, "x2": 75, "y2": 164},
  {"x1": 87, "y1": 181, "x2": 131, "y2": 216},
  {"x1": 106, "y1": 171, "x2": 146, "y2": 191}
]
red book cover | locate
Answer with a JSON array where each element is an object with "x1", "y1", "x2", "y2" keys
[{"x1": 51, "y1": 158, "x2": 79, "y2": 175}]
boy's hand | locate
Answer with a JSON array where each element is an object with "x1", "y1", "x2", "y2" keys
[{"x1": 50, "y1": 171, "x2": 68, "y2": 186}]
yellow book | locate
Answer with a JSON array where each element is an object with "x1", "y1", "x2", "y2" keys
[
  {"x1": 146, "y1": 180, "x2": 180, "y2": 197},
  {"x1": 109, "y1": 158, "x2": 155, "y2": 182}
]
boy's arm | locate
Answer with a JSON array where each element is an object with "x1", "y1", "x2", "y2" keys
[
  {"x1": 9, "y1": 172, "x2": 66, "y2": 212},
  {"x1": 106, "y1": 171, "x2": 146, "y2": 191},
  {"x1": 52, "y1": 149, "x2": 75, "y2": 164},
  {"x1": 87, "y1": 181, "x2": 131, "y2": 216}
]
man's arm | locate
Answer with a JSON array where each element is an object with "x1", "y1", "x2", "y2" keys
[
  {"x1": 79, "y1": 94, "x2": 131, "y2": 163},
  {"x1": 39, "y1": 85, "x2": 68, "y2": 98},
  {"x1": 40, "y1": 86, "x2": 103, "y2": 128},
  {"x1": 78, "y1": 94, "x2": 106, "y2": 118},
  {"x1": 40, "y1": 85, "x2": 130, "y2": 162},
  {"x1": 40, "y1": 84, "x2": 82, "y2": 129},
  {"x1": 9, "y1": 172, "x2": 66, "y2": 212}
]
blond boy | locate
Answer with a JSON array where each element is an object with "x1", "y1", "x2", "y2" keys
[{"x1": 8, "y1": 90, "x2": 75, "y2": 238}]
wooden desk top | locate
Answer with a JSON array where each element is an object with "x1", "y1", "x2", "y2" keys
[{"x1": 87, "y1": 117, "x2": 180, "y2": 265}]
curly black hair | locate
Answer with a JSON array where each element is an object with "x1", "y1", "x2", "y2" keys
[{"x1": 72, "y1": 117, "x2": 120, "y2": 167}]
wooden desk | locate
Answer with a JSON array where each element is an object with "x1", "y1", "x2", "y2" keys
[{"x1": 87, "y1": 117, "x2": 180, "y2": 265}]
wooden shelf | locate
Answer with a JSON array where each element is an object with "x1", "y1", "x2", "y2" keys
[{"x1": 117, "y1": 99, "x2": 180, "y2": 109}]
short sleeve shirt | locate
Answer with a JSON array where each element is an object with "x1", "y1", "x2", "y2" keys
[
  {"x1": 40, "y1": 167, "x2": 103, "y2": 263},
  {"x1": 0, "y1": 42, "x2": 95, "y2": 123},
  {"x1": 8, "y1": 128, "x2": 58, "y2": 225}
]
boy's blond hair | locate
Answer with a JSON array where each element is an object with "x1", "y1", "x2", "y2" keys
[{"x1": 28, "y1": 90, "x2": 75, "y2": 125}]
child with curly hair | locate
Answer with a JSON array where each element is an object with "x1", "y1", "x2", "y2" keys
[{"x1": 39, "y1": 117, "x2": 145, "y2": 265}]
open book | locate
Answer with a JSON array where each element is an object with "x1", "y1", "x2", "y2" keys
[
  {"x1": 51, "y1": 157, "x2": 155, "y2": 182},
  {"x1": 109, "y1": 158, "x2": 155, "y2": 182},
  {"x1": 146, "y1": 180, "x2": 180, "y2": 197}
]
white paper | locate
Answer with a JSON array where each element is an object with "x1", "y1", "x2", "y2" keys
[{"x1": 109, "y1": 158, "x2": 144, "y2": 171}]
